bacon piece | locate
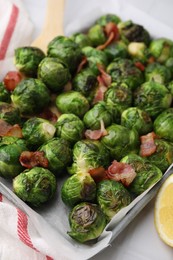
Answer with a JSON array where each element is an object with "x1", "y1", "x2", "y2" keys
[
  {"x1": 97, "y1": 64, "x2": 112, "y2": 87},
  {"x1": 140, "y1": 132, "x2": 157, "y2": 157},
  {"x1": 3, "y1": 71, "x2": 23, "y2": 91},
  {"x1": 97, "y1": 22, "x2": 119, "y2": 50},
  {"x1": 148, "y1": 56, "x2": 155, "y2": 64},
  {"x1": 134, "y1": 61, "x2": 145, "y2": 71},
  {"x1": 85, "y1": 120, "x2": 108, "y2": 140},
  {"x1": 38, "y1": 107, "x2": 58, "y2": 123},
  {"x1": 92, "y1": 84, "x2": 107, "y2": 104},
  {"x1": 19, "y1": 151, "x2": 49, "y2": 169},
  {"x1": 88, "y1": 167, "x2": 108, "y2": 183},
  {"x1": 0, "y1": 119, "x2": 22, "y2": 138},
  {"x1": 77, "y1": 56, "x2": 88, "y2": 73},
  {"x1": 106, "y1": 160, "x2": 136, "y2": 186}
]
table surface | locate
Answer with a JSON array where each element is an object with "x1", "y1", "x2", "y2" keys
[{"x1": 23, "y1": 1, "x2": 173, "y2": 259}]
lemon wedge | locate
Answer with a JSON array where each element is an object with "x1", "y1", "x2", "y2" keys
[{"x1": 154, "y1": 173, "x2": 173, "y2": 247}]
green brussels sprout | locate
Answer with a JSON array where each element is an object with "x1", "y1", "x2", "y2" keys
[
  {"x1": 101, "y1": 124, "x2": 139, "y2": 160},
  {"x1": 0, "y1": 82, "x2": 10, "y2": 103},
  {"x1": 61, "y1": 172, "x2": 96, "y2": 207},
  {"x1": 68, "y1": 139, "x2": 110, "y2": 175},
  {"x1": 0, "y1": 136, "x2": 27, "y2": 178},
  {"x1": 134, "y1": 81, "x2": 172, "y2": 118},
  {"x1": 82, "y1": 46, "x2": 108, "y2": 75},
  {"x1": 55, "y1": 91, "x2": 90, "y2": 118},
  {"x1": 106, "y1": 58, "x2": 144, "y2": 90},
  {"x1": 145, "y1": 62, "x2": 172, "y2": 84},
  {"x1": 118, "y1": 20, "x2": 150, "y2": 45},
  {"x1": 14, "y1": 46, "x2": 45, "y2": 77},
  {"x1": 11, "y1": 78, "x2": 50, "y2": 115},
  {"x1": 167, "y1": 80, "x2": 173, "y2": 96},
  {"x1": 37, "y1": 57, "x2": 71, "y2": 92},
  {"x1": 149, "y1": 38, "x2": 173, "y2": 64},
  {"x1": 96, "y1": 14, "x2": 121, "y2": 26},
  {"x1": 127, "y1": 42, "x2": 148, "y2": 63},
  {"x1": 104, "y1": 41, "x2": 128, "y2": 62},
  {"x1": 13, "y1": 167, "x2": 57, "y2": 207},
  {"x1": 39, "y1": 137, "x2": 72, "y2": 176},
  {"x1": 0, "y1": 102, "x2": 21, "y2": 125},
  {"x1": 70, "y1": 33, "x2": 92, "y2": 48},
  {"x1": 22, "y1": 117, "x2": 56, "y2": 149},
  {"x1": 47, "y1": 36, "x2": 83, "y2": 74},
  {"x1": 143, "y1": 139, "x2": 173, "y2": 173},
  {"x1": 88, "y1": 24, "x2": 106, "y2": 47},
  {"x1": 68, "y1": 202, "x2": 107, "y2": 243},
  {"x1": 165, "y1": 57, "x2": 173, "y2": 76},
  {"x1": 121, "y1": 153, "x2": 162, "y2": 195},
  {"x1": 55, "y1": 113, "x2": 85, "y2": 144},
  {"x1": 97, "y1": 180, "x2": 131, "y2": 220},
  {"x1": 121, "y1": 107, "x2": 153, "y2": 135},
  {"x1": 83, "y1": 101, "x2": 117, "y2": 130}
]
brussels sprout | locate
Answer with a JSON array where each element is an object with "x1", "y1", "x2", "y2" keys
[
  {"x1": 134, "y1": 81, "x2": 172, "y2": 118},
  {"x1": 14, "y1": 46, "x2": 45, "y2": 77},
  {"x1": 96, "y1": 14, "x2": 121, "y2": 26},
  {"x1": 127, "y1": 42, "x2": 148, "y2": 63},
  {"x1": 118, "y1": 20, "x2": 150, "y2": 45},
  {"x1": 106, "y1": 58, "x2": 144, "y2": 90},
  {"x1": 149, "y1": 38, "x2": 173, "y2": 63},
  {"x1": 0, "y1": 82, "x2": 10, "y2": 103},
  {"x1": 55, "y1": 91, "x2": 90, "y2": 118},
  {"x1": 83, "y1": 101, "x2": 117, "y2": 130},
  {"x1": 11, "y1": 78, "x2": 50, "y2": 115},
  {"x1": 145, "y1": 62, "x2": 171, "y2": 84},
  {"x1": 68, "y1": 202, "x2": 107, "y2": 243},
  {"x1": 97, "y1": 180, "x2": 131, "y2": 220},
  {"x1": 39, "y1": 137, "x2": 72, "y2": 176},
  {"x1": 68, "y1": 139, "x2": 110, "y2": 175},
  {"x1": 101, "y1": 124, "x2": 139, "y2": 160},
  {"x1": 167, "y1": 80, "x2": 173, "y2": 96},
  {"x1": 104, "y1": 41, "x2": 128, "y2": 62},
  {"x1": 121, "y1": 107, "x2": 153, "y2": 135},
  {"x1": 165, "y1": 57, "x2": 173, "y2": 76},
  {"x1": 55, "y1": 113, "x2": 85, "y2": 144},
  {"x1": 37, "y1": 57, "x2": 71, "y2": 92},
  {"x1": 0, "y1": 102, "x2": 21, "y2": 125},
  {"x1": 0, "y1": 136, "x2": 27, "y2": 178},
  {"x1": 22, "y1": 117, "x2": 56, "y2": 149},
  {"x1": 61, "y1": 172, "x2": 96, "y2": 207},
  {"x1": 47, "y1": 36, "x2": 83, "y2": 74},
  {"x1": 13, "y1": 167, "x2": 57, "y2": 207},
  {"x1": 88, "y1": 24, "x2": 106, "y2": 47},
  {"x1": 70, "y1": 33, "x2": 92, "y2": 48}
]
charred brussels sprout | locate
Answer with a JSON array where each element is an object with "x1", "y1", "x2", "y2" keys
[
  {"x1": 55, "y1": 113, "x2": 85, "y2": 144},
  {"x1": 68, "y1": 139, "x2": 110, "y2": 175},
  {"x1": 47, "y1": 36, "x2": 83, "y2": 74},
  {"x1": 121, "y1": 107, "x2": 153, "y2": 135},
  {"x1": 106, "y1": 58, "x2": 143, "y2": 90},
  {"x1": 61, "y1": 172, "x2": 96, "y2": 207},
  {"x1": 101, "y1": 124, "x2": 139, "y2": 160},
  {"x1": 13, "y1": 167, "x2": 57, "y2": 207},
  {"x1": 11, "y1": 78, "x2": 50, "y2": 115},
  {"x1": 38, "y1": 57, "x2": 71, "y2": 92},
  {"x1": 97, "y1": 180, "x2": 131, "y2": 220},
  {"x1": 68, "y1": 202, "x2": 107, "y2": 243},
  {"x1": 88, "y1": 24, "x2": 106, "y2": 47},
  {"x1": 104, "y1": 41, "x2": 128, "y2": 62},
  {"x1": 96, "y1": 14, "x2": 121, "y2": 26},
  {"x1": 0, "y1": 82, "x2": 10, "y2": 103},
  {"x1": 22, "y1": 117, "x2": 56, "y2": 149},
  {"x1": 55, "y1": 91, "x2": 90, "y2": 118},
  {"x1": 145, "y1": 62, "x2": 171, "y2": 84},
  {"x1": 70, "y1": 33, "x2": 92, "y2": 48},
  {"x1": 0, "y1": 136, "x2": 27, "y2": 178},
  {"x1": 121, "y1": 154, "x2": 162, "y2": 195},
  {"x1": 134, "y1": 81, "x2": 172, "y2": 118},
  {"x1": 0, "y1": 102, "x2": 21, "y2": 125},
  {"x1": 14, "y1": 46, "x2": 45, "y2": 77},
  {"x1": 39, "y1": 137, "x2": 72, "y2": 176}
]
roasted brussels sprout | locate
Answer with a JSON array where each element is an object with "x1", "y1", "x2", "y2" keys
[
  {"x1": 0, "y1": 136, "x2": 27, "y2": 178},
  {"x1": 70, "y1": 33, "x2": 92, "y2": 48},
  {"x1": 165, "y1": 57, "x2": 173, "y2": 76},
  {"x1": 106, "y1": 58, "x2": 144, "y2": 90},
  {"x1": 88, "y1": 24, "x2": 106, "y2": 47},
  {"x1": 149, "y1": 38, "x2": 173, "y2": 63},
  {"x1": 14, "y1": 46, "x2": 45, "y2": 77},
  {"x1": 167, "y1": 80, "x2": 173, "y2": 96},
  {"x1": 96, "y1": 14, "x2": 121, "y2": 26},
  {"x1": 55, "y1": 113, "x2": 85, "y2": 144},
  {"x1": 97, "y1": 180, "x2": 131, "y2": 220},
  {"x1": 22, "y1": 117, "x2": 56, "y2": 149},
  {"x1": 55, "y1": 91, "x2": 90, "y2": 118},
  {"x1": 39, "y1": 137, "x2": 72, "y2": 176},
  {"x1": 0, "y1": 82, "x2": 10, "y2": 103},
  {"x1": 145, "y1": 62, "x2": 171, "y2": 84},
  {"x1": 37, "y1": 57, "x2": 71, "y2": 92},
  {"x1": 121, "y1": 107, "x2": 153, "y2": 135},
  {"x1": 0, "y1": 102, "x2": 21, "y2": 125},
  {"x1": 68, "y1": 202, "x2": 107, "y2": 243},
  {"x1": 127, "y1": 42, "x2": 148, "y2": 63},
  {"x1": 61, "y1": 172, "x2": 96, "y2": 207},
  {"x1": 68, "y1": 139, "x2": 110, "y2": 175},
  {"x1": 121, "y1": 153, "x2": 162, "y2": 195},
  {"x1": 11, "y1": 78, "x2": 50, "y2": 115},
  {"x1": 47, "y1": 36, "x2": 83, "y2": 74},
  {"x1": 13, "y1": 167, "x2": 57, "y2": 207},
  {"x1": 134, "y1": 81, "x2": 172, "y2": 118},
  {"x1": 104, "y1": 41, "x2": 128, "y2": 62},
  {"x1": 101, "y1": 124, "x2": 139, "y2": 160}
]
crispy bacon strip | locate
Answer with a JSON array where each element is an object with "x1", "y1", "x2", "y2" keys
[
  {"x1": 3, "y1": 71, "x2": 23, "y2": 91},
  {"x1": 88, "y1": 166, "x2": 108, "y2": 183},
  {"x1": 19, "y1": 151, "x2": 49, "y2": 169},
  {"x1": 106, "y1": 160, "x2": 136, "y2": 186},
  {"x1": 97, "y1": 22, "x2": 119, "y2": 50},
  {"x1": 0, "y1": 119, "x2": 22, "y2": 138},
  {"x1": 134, "y1": 61, "x2": 145, "y2": 71},
  {"x1": 38, "y1": 107, "x2": 58, "y2": 123},
  {"x1": 85, "y1": 120, "x2": 108, "y2": 140},
  {"x1": 77, "y1": 56, "x2": 88, "y2": 73},
  {"x1": 97, "y1": 64, "x2": 112, "y2": 87},
  {"x1": 140, "y1": 132, "x2": 157, "y2": 157}
]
